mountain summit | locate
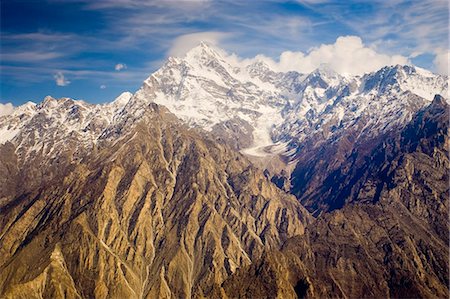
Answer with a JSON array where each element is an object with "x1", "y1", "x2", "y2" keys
[{"x1": 132, "y1": 44, "x2": 448, "y2": 160}]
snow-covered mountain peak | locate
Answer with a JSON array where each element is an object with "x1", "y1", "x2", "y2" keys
[
  {"x1": 246, "y1": 60, "x2": 271, "y2": 71},
  {"x1": 413, "y1": 66, "x2": 437, "y2": 78},
  {"x1": 245, "y1": 60, "x2": 278, "y2": 81},
  {"x1": 14, "y1": 101, "x2": 37, "y2": 115},
  {"x1": 184, "y1": 41, "x2": 227, "y2": 65},
  {"x1": 32, "y1": 98, "x2": 92, "y2": 126},
  {"x1": 39, "y1": 96, "x2": 59, "y2": 109},
  {"x1": 3, "y1": 44, "x2": 448, "y2": 167},
  {"x1": 361, "y1": 64, "x2": 448, "y2": 100},
  {"x1": 133, "y1": 44, "x2": 448, "y2": 159},
  {"x1": 305, "y1": 66, "x2": 344, "y2": 88},
  {"x1": 390, "y1": 64, "x2": 435, "y2": 78},
  {"x1": 111, "y1": 92, "x2": 132, "y2": 107}
]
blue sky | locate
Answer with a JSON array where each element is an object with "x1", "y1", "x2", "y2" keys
[{"x1": 1, "y1": 0, "x2": 448, "y2": 106}]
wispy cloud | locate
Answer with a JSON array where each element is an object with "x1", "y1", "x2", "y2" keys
[
  {"x1": 1, "y1": 51, "x2": 63, "y2": 62},
  {"x1": 115, "y1": 63, "x2": 127, "y2": 71},
  {"x1": 1, "y1": 32, "x2": 74, "y2": 43},
  {"x1": 54, "y1": 72, "x2": 70, "y2": 86},
  {"x1": 1, "y1": 65, "x2": 148, "y2": 83},
  {"x1": 168, "y1": 32, "x2": 230, "y2": 57},
  {"x1": 433, "y1": 49, "x2": 449, "y2": 76},
  {"x1": 320, "y1": 0, "x2": 449, "y2": 55}
]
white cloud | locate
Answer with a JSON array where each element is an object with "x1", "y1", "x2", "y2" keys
[
  {"x1": 433, "y1": 49, "x2": 449, "y2": 76},
  {"x1": 252, "y1": 36, "x2": 409, "y2": 75},
  {"x1": 115, "y1": 63, "x2": 127, "y2": 71},
  {"x1": 54, "y1": 72, "x2": 70, "y2": 86},
  {"x1": 1, "y1": 51, "x2": 63, "y2": 62},
  {"x1": 100, "y1": 84, "x2": 107, "y2": 89},
  {"x1": 168, "y1": 31, "x2": 229, "y2": 57},
  {"x1": 0, "y1": 103, "x2": 14, "y2": 117}
]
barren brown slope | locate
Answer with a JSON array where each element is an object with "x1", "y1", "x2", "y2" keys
[
  {"x1": 0, "y1": 103, "x2": 311, "y2": 298},
  {"x1": 219, "y1": 96, "x2": 449, "y2": 298},
  {"x1": 289, "y1": 93, "x2": 446, "y2": 216}
]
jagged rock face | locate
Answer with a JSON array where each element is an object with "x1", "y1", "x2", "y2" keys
[
  {"x1": 0, "y1": 103, "x2": 311, "y2": 298},
  {"x1": 218, "y1": 98, "x2": 449, "y2": 298},
  {"x1": 290, "y1": 94, "x2": 449, "y2": 215},
  {"x1": 220, "y1": 203, "x2": 449, "y2": 298}
]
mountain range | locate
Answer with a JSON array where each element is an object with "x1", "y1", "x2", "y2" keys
[{"x1": 0, "y1": 43, "x2": 448, "y2": 298}]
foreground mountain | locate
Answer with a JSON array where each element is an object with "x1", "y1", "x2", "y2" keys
[
  {"x1": 217, "y1": 96, "x2": 449, "y2": 298},
  {"x1": 0, "y1": 102, "x2": 310, "y2": 298}
]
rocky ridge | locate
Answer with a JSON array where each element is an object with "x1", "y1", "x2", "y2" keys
[{"x1": 0, "y1": 102, "x2": 311, "y2": 298}]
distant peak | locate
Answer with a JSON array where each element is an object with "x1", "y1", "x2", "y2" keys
[
  {"x1": 312, "y1": 64, "x2": 340, "y2": 77},
  {"x1": 39, "y1": 96, "x2": 58, "y2": 109},
  {"x1": 189, "y1": 41, "x2": 216, "y2": 51},
  {"x1": 24, "y1": 101, "x2": 37, "y2": 106},
  {"x1": 369, "y1": 64, "x2": 409, "y2": 79},
  {"x1": 14, "y1": 101, "x2": 37, "y2": 114},
  {"x1": 249, "y1": 59, "x2": 269, "y2": 67},
  {"x1": 396, "y1": 64, "x2": 416, "y2": 73},
  {"x1": 43, "y1": 95, "x2": 56, "y2": 102},
  {"x1": 185, "y1": 41, "x2": 224, "y2": 60},
  {"x1": 112, "y1": 91, "x2": 132, "y2": 107},
  {"x1": 199, "y1": 40, "x2": 211, "y2": 48},
  {"x1": 247, "y1": 59, "x2": 271, "y2": 71},
  {"x1": 381, "y1": 64, "x2": 418, "y2": 75}
]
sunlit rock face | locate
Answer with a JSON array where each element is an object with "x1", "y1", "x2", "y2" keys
[{"x1": 0, "y1": 103, "x2": 310, "y2": 298}]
